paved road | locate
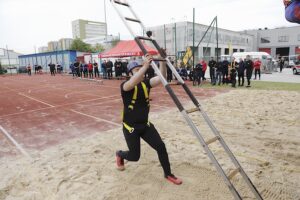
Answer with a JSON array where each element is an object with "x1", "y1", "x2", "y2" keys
[{"x1": 256, "y1": 68, "x2": 300, "y2": 83}]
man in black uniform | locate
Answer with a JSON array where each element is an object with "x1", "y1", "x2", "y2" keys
[
  {"x1": 93, "y1": 61, "x2": 99, "y2": 78},
  {"x1": 208, "y1": 57, "x2": 217, "y2": 85},
  {"x1": 116, "y1": 53, "x2": 182, "y2": 185},
  {"x1": 237, "y1": 58, "x2": 245, "y2": 86},
  {"x1": 244, "y1": 55, "x2": 254, "y2": 87},
  {"x1": 73, "y1": 60, "x2": 80, "y2": 77},
  {"x1": 216, "y1": 61, "x2": 223, "y2": 85},
  {"x1": 106, "y1": 59, "x2": 113, "y2": 79},
  {"x1": 222, "y1": 58, "x2": 229, "y2": 84},
  {"x1": 193, "y1": 62, "x2": 202, "y2": 86}
]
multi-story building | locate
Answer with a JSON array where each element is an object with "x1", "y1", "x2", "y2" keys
[
  {"x1": 59, "y1": 38, "x2": 74, "y2": 50},
  {"x1": 48, "y1": 41, "x2": 61, "y2": 51},
  {"x1": 72, "y1": 19, "x2": 107, "y2": 40},
  {"x1": 38, "y1": 46, "x2": 48, "y2": 53},
  {"x1": 243, "y1": 26, "x2": 300, "y2": 58},
  {"x1": 147, "y1": 21, "x2": 254, "y2": 62}
]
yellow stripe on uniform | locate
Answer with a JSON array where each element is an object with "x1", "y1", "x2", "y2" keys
[
  {"x1": 133, "y1": 85, "x2": 138, "y2": 100},
  {"x1": 141, "y1": 82, "x2": 149, "y2": 99},
  {"x1": 123, "y1": 122, "x2": 134, "y2": 133}
]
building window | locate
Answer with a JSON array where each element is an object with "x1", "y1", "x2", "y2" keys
[
  {"x1": 260, "y1": 37, "x2": 270, "y2": 43},
  {"x1": 278, "y1": 36, "x2": 289, "y2": 42}
]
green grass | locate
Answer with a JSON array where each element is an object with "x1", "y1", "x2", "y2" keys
[{"x1": 199, "y1": 81, "x2": 300, "y2": 91}]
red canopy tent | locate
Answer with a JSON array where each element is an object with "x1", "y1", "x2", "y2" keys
[{"x1": 99, "y1": 40, "x2": 158, "y2": 58}]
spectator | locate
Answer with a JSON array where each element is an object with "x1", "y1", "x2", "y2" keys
[
  {"x1": 253, "y1": 58, "x2": 262, "y2": 80},
  {"x1": 88, "y1": 62, "x2": 93, "y2": 79},
  {"x1": 230, "y1": 58, "x2": 238, "y2": 88},
  {"x1": 70, "y1": 63, "x2": 75, "y2": 78},
  {"x1": 200, "y1": 59, "x2": 207, "y2": 81},
  {"x1": 208, "y1": 57, "x2": 217, "y2": 84},
  {"x1": 102, "y1": 60, "x2": 107, "y2": 79},
  {"x1": 106, "y1": 59, "x2": 113, "y2": 79},
  {"x1": 48, "y1": 62, "x2": 56, "y2": 76},
  {"x1": 279, "y1": 57, "x2": 284, "y2": 72},
  {"x1": 222, "y1": 58, "x2": 229, "y2": 84},
  {"x1": 93, "y1": 61, "x2": 100, "y2": 78},
  {"x1": 193, "y1": 62, "x2": 202, "y2": 86},
  {"x1": 179, "y1": 66, "x2": 188, "y2": 80},
  {"x1": 27, "y1": 64, "x2": 31, "y2": 76},
  {"x1": 245, "y1": 55, "x2": 254, "y2": 87},
  {"x1": 114, "y1": 59, "x2": 122, "y2": 79},
  {"x1": 122, "y1": 59, "x2": 129, "y2": 77},
  {"x1": 237, "y1": 58, "x2": 245, "y2": 86},
  {"x1": 74, "y1": 60, "x2": 80, "y2": 77},
  {"x1": 216, "y1": 61, "x2": 223, "y2": 85}
]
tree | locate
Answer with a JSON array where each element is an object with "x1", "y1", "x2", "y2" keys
[
  {"x1": 70, "y1": 38, "x2": 93, "y2": 52},
  {"x1": 92, "y1": 43, "x2": 105, "y2": 53},
  {"x1": 0, "y1": 62, "x2": 6, "y2": 74},
  {"x1": 111, "y1": 38, "x2": 120, "y2": 47}
]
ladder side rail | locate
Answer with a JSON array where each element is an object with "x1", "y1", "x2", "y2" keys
[
  {"x1": 200, "y1": 110, "x2": 263, "y2": 200},
  {"x1": 182, "y1": 83, "x2": 201, "y2": 108},
  {"x1": 111, "y1": 1, "x2": 136, "y2": 37},
  {"x1": 180, "y1": 111, "x2": 242, "y2": 200},
  {"x1": 150, "y1": 39, "x2": 185, "y2": 84},
  {"x1": 128, "y1": 5, "x2": 147, "y2": 30}
]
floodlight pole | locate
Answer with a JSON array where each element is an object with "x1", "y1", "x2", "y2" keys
[{"x1": 192, "y1": 8, "x2": 195, "y2": 70}]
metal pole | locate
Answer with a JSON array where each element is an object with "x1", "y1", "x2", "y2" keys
[
  {"x1": 6, "y1": 45, "x2": 11, "y2": 75},
  {"x1": 164, "y1": 24, "x2": 166, "y2": 49},
  {"x1": 104, "y1": 0, "x2": 108, "y2": 38},
  {"x1": 175, "y1": 23, "x2": 177, "y2": 66},
  {"x1": 35, "y1": 46, "x2": 38, "y2": 66},
  {"x1": 216, "y1": 16, "x2": 219, "y2": 62},
  {"x1": 192, "y1": 8, "x2": 195, "y2": 70}
]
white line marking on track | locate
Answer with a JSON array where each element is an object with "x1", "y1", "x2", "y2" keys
[
  {"x1": 0, "y1": 125, "x2": 32, "y2": 159},
  {"x1": 70, "y1": 109, "x2": 120, "y2": 126},
  {"x1": 18, "y1": 93, "x2": 55, "y2": 107}
]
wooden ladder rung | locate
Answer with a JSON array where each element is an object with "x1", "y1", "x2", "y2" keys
[
  {"x1": 205, "y1": 136, "x2": 220, "y2": 145},
  {"x1": 228, "y1": 168, "x2": 240, "y2": 180},
  {"x1": 186, "y1": 107, "x2": 199, "y2": 114}
]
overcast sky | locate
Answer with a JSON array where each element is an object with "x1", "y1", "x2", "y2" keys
[{"x1": 0, "y1": 0, "x2": 298, "y2": 54}]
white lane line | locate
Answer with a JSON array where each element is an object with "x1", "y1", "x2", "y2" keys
[
  {"x1": 70, "y1": 109, "x2": 120, "y2": 126},
  {"x1": 0, "y1": 125, "x2": 32, "y2": 159},
  {"x1": 18, "y1": 93, "x2": 55, "y2": 107}
]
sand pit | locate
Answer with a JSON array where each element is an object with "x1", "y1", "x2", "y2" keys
[{"x1": 0, "y1": 89, "x2": 299, "y2": 200}]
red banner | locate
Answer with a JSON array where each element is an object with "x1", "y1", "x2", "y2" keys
[
  {"x1": 295, "y1": 47, "x2": 300, "y2": 54},
  {"x1": 259, "y1": 48, "x2": 271, "y2": 55}
]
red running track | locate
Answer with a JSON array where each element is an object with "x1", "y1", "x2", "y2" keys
[{"x1": 0, "y1": 74, "x2": 228, "y2": 157}]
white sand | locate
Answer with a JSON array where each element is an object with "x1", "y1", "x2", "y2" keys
[{"x1": 0, "y1": 89, "x2": 299, "y2": 200}]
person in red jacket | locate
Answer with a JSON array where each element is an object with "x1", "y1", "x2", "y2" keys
[
  {"x1": 253, "y1": 58, "x2": 262, "y2": 80},
  {"x1": 200, "y1": 59, "x2": 207, "y2": 81},
  {"x1": 88, "y1": 62, "x2": 93, "y2": 79}
]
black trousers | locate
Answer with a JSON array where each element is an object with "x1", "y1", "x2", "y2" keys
[
  {"x1": 238, "y1": 73, "x2": 244, "y2": 86},
  {"x1": 231, "y1": 73, "x2": 236, "y2": 87},
  {"x1": 94, "y1": 67, "x2": 99, "y2": 78},
  {"x1": 254, "y1": 69, "x2": 260, "y2": 79},
  {"x1": 107, "y1": 68, "x2": 113, "y2": 79},
  {"x1": 119, "y1": 123, "x2": 171, "y2": 176},
  {"x1": 246, "y1": 70, "x2": 252, "y2": 86},
  {"x1": 27, "y1": 70, "x2": 31, "y2": 76},
  {"x1": 193, "y1": 71, "x2": 202, "y2": 86},
  {"x1": 88, "y1": 69, "x2": 93, "y2": 79},
  {"x1": 50, "y1": 70, "x2": 55, "y2": 76},
  {"x1": 222, "y1": 71, "x2": 228, "y2": 84}
]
